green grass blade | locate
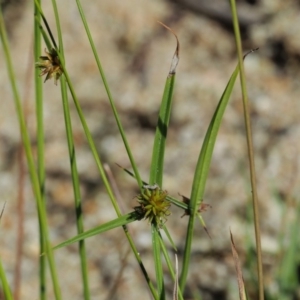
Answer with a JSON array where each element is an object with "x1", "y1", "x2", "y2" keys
[
  {"x1": 34, "y1": 1, "x2": 47, "y2": 299},
  {"x1": 149, "y1": 74, "x2": 176, "y2": 186},
  {"x1": 34, "y1": 1, "x2": 44, "y2": 201},
  {"x1": 39, "y1": 29, "x2": 159, "y2": 300},
  {"x1": 179, "y1": 64, "x2": 239, "y2": 291},
  {"x1": 0, "y1": 258, "x2": 13, "y2": 300},
  {"x1": 53, "y1": 212, "x2": 139, "y2": 250},
  {"x1": 152, "y1": 224, "x2": 165, "y2": 299},
  {"x1": 50, "y1": 0, "x2": 63, "y2": 60},
  {"x1": 149, "y1": 23, "x2": 179, "y2": 186},
  {"x1": 190, "y1": 64, "x2": 239, "y2": 207},
  {"x1": 34, "y1": 0, "x2": 57, "y2": 49},
  {"x1": 35, "y1": 0, "x2": 119, "y2": 214},
  {"x1": 61, "y1": 64, "x2": 125, "y2": 214},
  {"x1": 35, "y1": 0, "x2": 118, "y2": 213},
  {"x1": 167, "y1": 195, "x2": 188, "y2": 211},
  {"x1": 0, "y1": 6, "x2": 62, "y2": 299},
  {"x1": 162, "y1": 225, "x2": 177, "y2": 251},
  {"x1": 148, "y1": 30, "x2": 179, "y2": 297},
  {"x1": 50, "y1": 1, "x2": 91, "y2": 298},
  {"x1": 60, "y1": 76, "x2": 91, "y2": 299},
  {"x1": 34, "y1": 15, "x2": 52, "y2": 51},
  {"x1": 34, "y1": 4, "x2": 157, "y2": 297},
  {"x1": 158, "y1": 235, "x2": 183, "y2": 300},
  {"x1": 121, "y1": 225, "x2": 159, "y2": 300},
  {"x1": 57, "y1": 61, "x2": 158, "y2": 299},
  {"x1": 75, "y1": 0, "x2": 143, "y2": 188}
]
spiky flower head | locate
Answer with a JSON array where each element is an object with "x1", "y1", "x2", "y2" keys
[
  {"x1": 135, "y1": 184, "x2": 170, "y2": 227},
  {"x1": 36, "y1": 48, "x2": 62, "y2": 85}
]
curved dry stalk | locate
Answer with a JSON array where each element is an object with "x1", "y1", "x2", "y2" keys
[
  {"x1": 230, "y1": 231, "x2": 247, "y2": 300},
  {"x1": 157, "y1": 21, "x2": 180, "y2": 75}
]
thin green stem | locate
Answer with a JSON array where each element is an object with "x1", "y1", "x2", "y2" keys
[
  {"x1": 152, "y1": 224, "x2": 165, "y2": 300},
  {"x1": 34, "y1": 0, "x2": 57, "y2": 49},
  {"x1": 34, "y1": 3, "x2": 158, "y2": 296},
  {"x1": 34, "y1": 1, "x2": 47, "y2": 299},
  {"x1": 179, "y1": 208, "x2": 196, "y2": 291},
  {"x1": 158, "y1": 234, "x2": 183, "y2": 300},
  {"x1": 61, "y1": 76, "x2": 91, "y2": 299},
  {"x1": 75, "y1": 0, "x2": 143, "y2": 189},
  {"x1": 61, "y1": 65, "x2": 122, "y2": 214},
  {"x1": 34, "y1": 15, "x2": 52, "y2": 51},
  {"x1": 0, "y1": 6, "x2": 62, "y2": 300},
  {"x1": 49, "y1": 2, "x2": 91, "y2": 298},
  {"x1": 122, "y1": 224, "x2": 159, "y2": 300},
  {"x1": 229, "y1": 1, "x2": 264, "y2": 299},
  {"x1": 52, "y1": 57, "x2": 158, "y2": 297}
]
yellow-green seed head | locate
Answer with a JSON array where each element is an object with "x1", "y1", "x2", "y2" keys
[{"x1": 135, "y1": 185, "x2": 170, "y2": 227}]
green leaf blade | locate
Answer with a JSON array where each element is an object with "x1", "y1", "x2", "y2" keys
[
  {"x1": 0, "y1": 259, "x2": 13, "y2": 300},
  {"x1": 149, "y1": 74, "x2": 176, "y2": 186},
  {"x1": 53, "y1": 212, "x2": 139, "y2": 250},
  {"x1": 180, "y1": 64, "x2": 239, "y2": 291},
  {"x1": 152, "y1": 224, "x2": 165, "y2": 299}
]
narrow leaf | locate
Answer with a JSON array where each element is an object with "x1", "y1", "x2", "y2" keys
[
  {"x1": 75, "y1": 0, "x2": 143, "y2": 189},
  {"x1": 180, "y1": 64, "x2": 239, "y2": 291},
  {"x1": 0, "y1": 6, "x2": 62, "y2": 299},
  {"x1": 152, "y1": 224, "x2": 165, "y2": 299},
  {"x1": 0, "y1": 259, "x2": 13, "y2": 300},
  {"x1": 158, "y1": 235, "x2": 183, "y2": 300},
  {"x1": 53, "y1": 212, "x2": 139, "y2": 250},
  {"x1": 190, "y1": 64, "x2": 239, "y2": 208},
  {"x1": 162, "y1": 225, "x2": 177, "y2": 251},
  {"x1": 173, "y1": 254, "x2": 179, "y2": 300},
  {"x1": 149, "y1": 23, "x2": 180, "y2": 186}
]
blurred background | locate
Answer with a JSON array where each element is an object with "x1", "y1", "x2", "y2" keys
[{"x1": 0, "y1": 0, "x2": 299, "y2": 299}]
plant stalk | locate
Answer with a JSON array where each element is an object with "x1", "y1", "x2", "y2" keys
[{"x1": 229, "y1": 1, "x2": 264, "y2": 299}]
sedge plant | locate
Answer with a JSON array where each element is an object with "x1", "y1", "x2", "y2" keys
[{"x1": 0, "y1": 0, "x2": 274, "y2": 299}]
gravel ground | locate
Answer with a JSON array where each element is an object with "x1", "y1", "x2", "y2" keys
[{"x1": 1, "y1": 0, "x2": 300, "y2": 299}]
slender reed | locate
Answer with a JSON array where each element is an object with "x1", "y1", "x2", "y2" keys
[
  {"x1": 34, "y1": 2, "x2": 158, "y2": 297},
  {"x1": 34, "y1": 1, "x2": 47, "y2": 298},
  {"x1": 179, "y1": 65, "x2": 240, "y2": 291},
  {"x1": 14, "y1": 39, "x2": 33, "y2": 300},
  {"x1": 0, "y1": 6, "x2": 62, "y2": 299},
  {"x1": 229, "y1": 0, "x2": 264, "y2": 299},
  {"x1": 75, "y1": 0, "x2": 143, "y2": 189},
  {"x1": 47, "y1": 1, "x2": 91, "y2": 298}
]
